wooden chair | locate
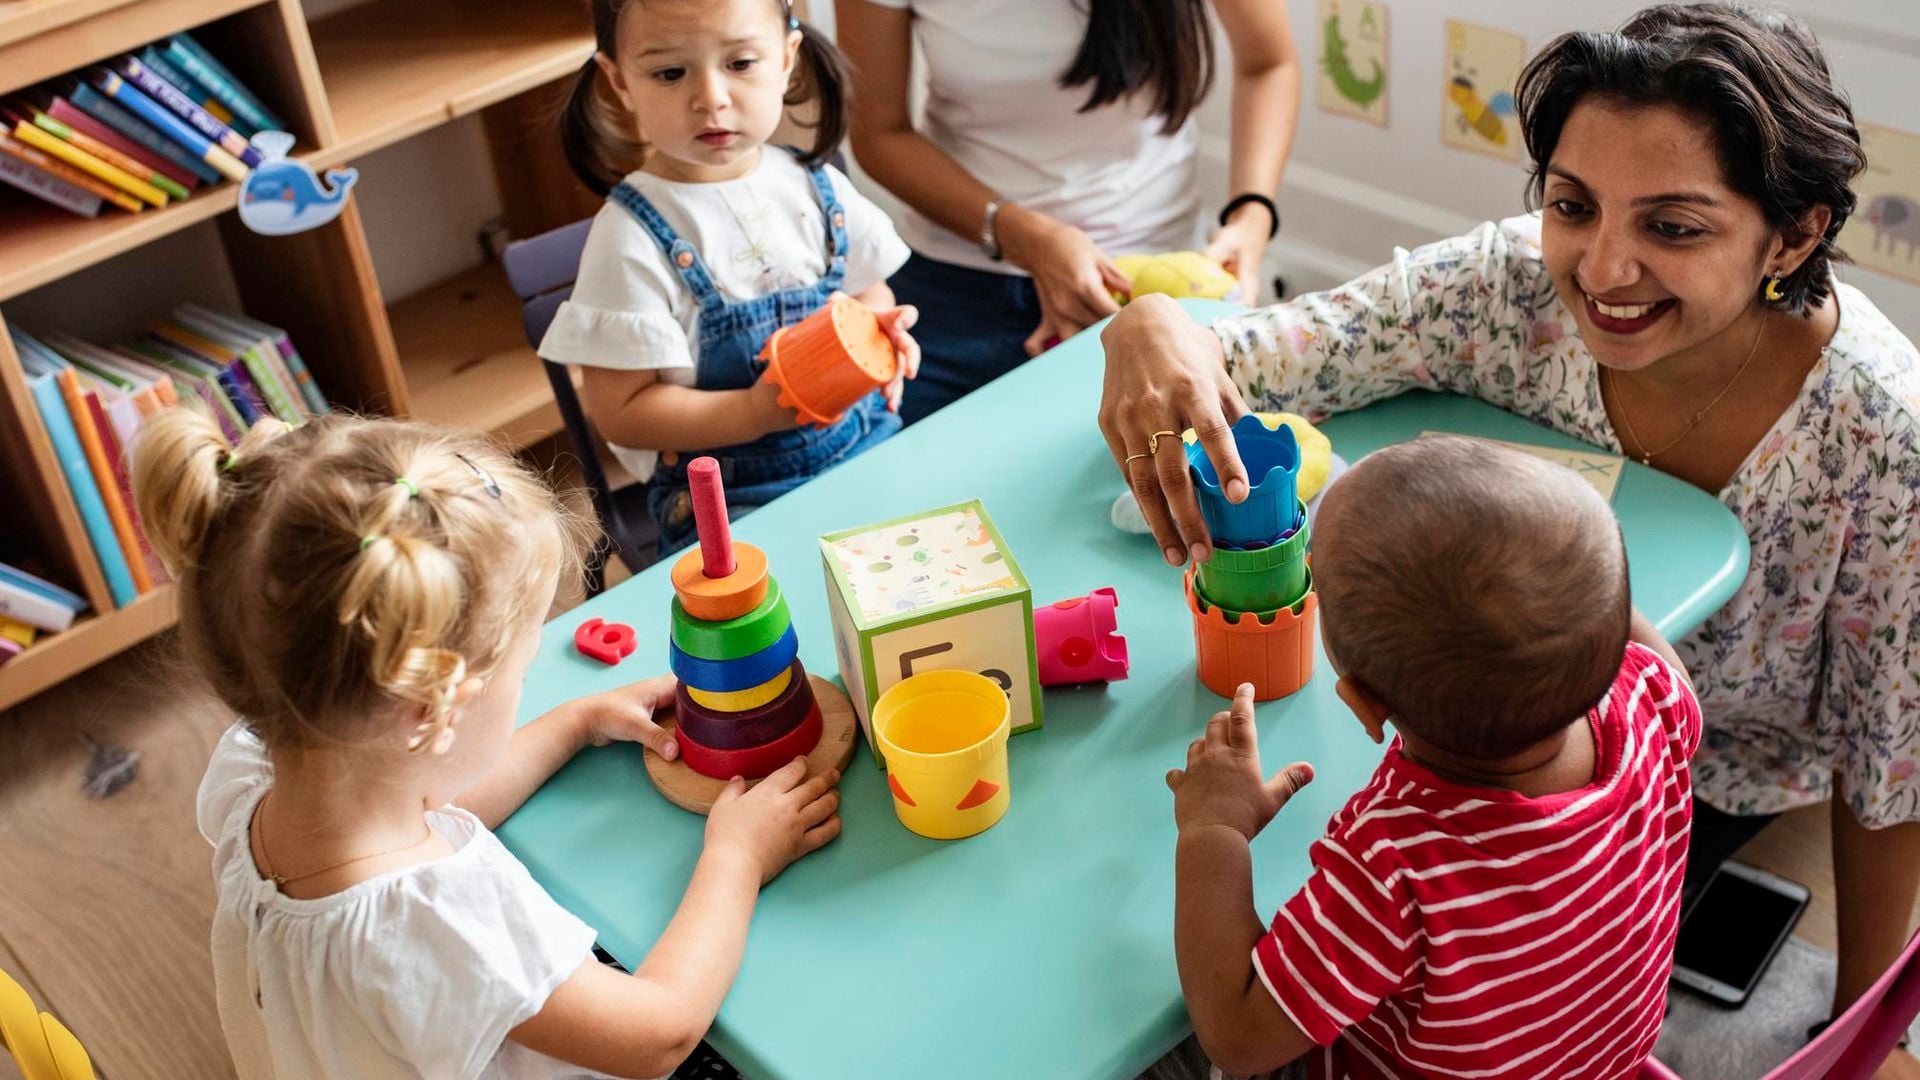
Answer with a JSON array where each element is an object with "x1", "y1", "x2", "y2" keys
[
  {"x1": 1642, "y1": 925, "x2": 1920, "y2": 1080},
  {"x1": 502, "y1": 220, "x2": 660, "y2": 597}
]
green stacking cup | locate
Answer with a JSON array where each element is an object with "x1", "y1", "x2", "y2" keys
[{"x1": 1195, "y1": 499, "x2": 1310, "y2": 614}]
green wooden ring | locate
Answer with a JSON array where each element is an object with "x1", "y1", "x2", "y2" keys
[{"x1": 671, "y1": 577, "x2": 792, "y2": 661}]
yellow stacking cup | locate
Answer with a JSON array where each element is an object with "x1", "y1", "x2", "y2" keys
[{"x1": 873, "y1": 670, "x2": 1012, "y2": 840}]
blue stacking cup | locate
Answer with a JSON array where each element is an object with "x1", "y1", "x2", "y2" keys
[{"x1": 1187, "y1": 414, "x2": 1301, "y2": 547}]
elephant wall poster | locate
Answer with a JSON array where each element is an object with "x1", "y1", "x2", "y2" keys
[
  {"x1": 1317, "y1": 0, "x2": 1389, "y2": 127},
  {"x1": 1440, "y1": 19, "x2": 1525, "y2": 163},
  {"x1": 1839, "y1": 122, "x2": 1920, "y2": 286}
]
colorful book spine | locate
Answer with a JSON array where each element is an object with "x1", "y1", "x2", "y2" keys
[
  {"x1": 68, "y1": 82, "x2": 219, "y2": 186},
  {"x1": 164, "y1": 34, "x2": 282, "y2": 136},
  {"x1": 137, "y1": 47, "x2": 241, "y2": 133},
  {"x1": 30, "y1": 112, "x2": 185, "y2": 202},
  {"x1": 46, "y1": 96, "x2": 199, "y2": 191},
  {"x1": 9, "y1": 118, "x2": 164, "y2": 207},
  {"x1": 0, "y1": 579, "x2": 78, "y2": 633},
  {"x1": 111, "y1": 57, "x2": 261, "y2": 168},
  {"x1": 14, "y1": 341, "x2": 137, "y2": 608},
  {"x1": 185, "y1": 305, "x2": 326, "y2": 413},
  {"x1": 88, "y1": 70, "x2": 248, "y2": 183},
  {"x1": 55, "y1": 369, "x2": 152, "y2": 593},
  {"x1": 0, "y1": 129, "x2": 142, "y2": 212},
  {"x1": 0, "y1": 615, "x2": 35, "y2": 647},
  {"x1": 0, "y1": 152, "x2": 101, "y2": 216},
  {"x1": 0, "y1": 560, "x2": 87, "y2": 634}
]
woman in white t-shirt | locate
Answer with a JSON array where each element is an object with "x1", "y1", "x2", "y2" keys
[{"x1": 837, "y1": 0, "x2": 1299, "y2": 422}]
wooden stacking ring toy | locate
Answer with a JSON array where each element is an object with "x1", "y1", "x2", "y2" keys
[
  {"x1": 647, "y1": 675, "x2": 859, "y2": 813},
  {"x1": 673, "y1": 660, "x2": 815, "y2": 749},
  {"x1": 670, "y1": 577, "x2": 792, "y2": 660},
  {"x1": 686, "y1": 663, "x2": 794, "y2": 712},
  {"x1": 670, "y1": 623, "x2": 798, "y2": 692},
  {"x1": 675, "y1": 699, "x2": 824, "y2": 779}
]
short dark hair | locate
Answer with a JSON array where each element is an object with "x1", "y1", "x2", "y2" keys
[
  {"x1": 1314, "y1": 437, "x2": 1632, "y2": 760},
  {"x1": 1516, "y1": 3, "x2": 1866, "y2": 315}
]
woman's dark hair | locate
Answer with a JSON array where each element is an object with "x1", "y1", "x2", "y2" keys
[
  {"x1": 1061, "y1": 0, "x2": 1215, "y2": 134},
  {"x1": 1515, "y1": 3, "x2": 1865, "y2": 315},
  {"x1": 562, "y1": 0, "x2": 850, "y2": 197}
]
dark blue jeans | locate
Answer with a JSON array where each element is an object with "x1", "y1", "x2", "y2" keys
[{"x1": 890, "y1": 254, "x2": 1041, "y2": 425}]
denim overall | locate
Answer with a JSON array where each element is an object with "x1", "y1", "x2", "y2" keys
[{"x1": 610, "y1": 165, "x2": 900, "y2": 554}]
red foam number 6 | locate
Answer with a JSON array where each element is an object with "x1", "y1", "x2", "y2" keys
[{"x1": 574, "y1": 618, "x2": 637, "y2": 666}]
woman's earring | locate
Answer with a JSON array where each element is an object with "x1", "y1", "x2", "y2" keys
[{"x1": 1763, "y1": 275, "x2": 1786, "y2": 303}]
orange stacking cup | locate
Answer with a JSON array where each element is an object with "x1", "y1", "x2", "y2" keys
[
  {"x1": 1184, "y1": 565, "x2": 1318, "y2": 702},
  {"x1": 760, "y1": 294, "x2": 899, "y2": 427}
]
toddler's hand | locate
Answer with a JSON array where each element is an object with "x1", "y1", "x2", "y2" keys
[
  {"x1": 870, "y1": 303, "x2": 921, "y2": 414},
  {"x1": 1166, "y1": 683, "x2": 1313, "y2": 842},
  {"x1": 575, "y1": 674, "x2": 680, "y2": 761},
  {"x1": 748, "y1": 374, "x2": 803, "y2": 435},
  {"x1": 705, "y1": 757, "x2": 842, "y2": 884}
]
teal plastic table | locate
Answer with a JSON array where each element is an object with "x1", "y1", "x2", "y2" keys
[{"x1": 501, "y1": 300, "x2": 1750, "y2": 1080}]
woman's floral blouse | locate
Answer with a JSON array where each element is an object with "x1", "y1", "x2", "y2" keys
[{"x1": 1213, "y1": 214, "x2": 1920, "y2": 827}]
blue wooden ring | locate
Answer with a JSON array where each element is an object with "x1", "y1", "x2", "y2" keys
[
  {"x1": 674, "y1": 660, "x2": 815, "y2": 749},
  {"x1": 670, "y1": 623, "x2": 799, "y2": 692}
]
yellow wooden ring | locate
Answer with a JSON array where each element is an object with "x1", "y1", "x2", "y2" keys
[{"x1": 686, "y1": 665, "x2": 794, "y2": 712}]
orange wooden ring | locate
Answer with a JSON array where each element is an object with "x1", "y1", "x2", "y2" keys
[{"x1": 671, "y1": 540, "x2": 768, "y2": 621}]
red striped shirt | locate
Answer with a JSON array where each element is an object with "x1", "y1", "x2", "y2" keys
[{"x1": 1253, "y1": 643, "x2": 1702, "y2": 1080}]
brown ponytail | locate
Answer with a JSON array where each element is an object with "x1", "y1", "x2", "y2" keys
[{"x1": 786, "y1": 17, "x2": 850, "y2": 167}]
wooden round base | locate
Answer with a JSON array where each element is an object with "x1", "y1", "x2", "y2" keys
[{"x1": 645, "y1": 675, "x2": 858, "y2": 815}]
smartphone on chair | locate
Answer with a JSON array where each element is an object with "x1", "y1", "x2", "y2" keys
[{"x1": 1669, "y1": 859, "x2": 1810, "y2": 1007}]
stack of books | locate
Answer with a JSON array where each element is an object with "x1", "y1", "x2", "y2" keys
[
  {"x1": 0, "y1": 32, "x2": 282, "y2": 219},
  {"x1": 3, "y1": 306, "x2": 326, "y2": 663}
]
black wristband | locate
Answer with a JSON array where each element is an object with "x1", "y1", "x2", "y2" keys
[{"x1": 1219, "y1": 193, "x2": 1280, "y2": 239}]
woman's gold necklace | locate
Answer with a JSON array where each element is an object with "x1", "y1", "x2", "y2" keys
[
  {"x1": 255, "y1": 790, "x2": 437, "y2": 888},
  {"x1": 1607, "y1": 314, "x2": 1766, "y2": 465}
]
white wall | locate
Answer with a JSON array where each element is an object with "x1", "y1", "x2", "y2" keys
[{"x1": 1206, "y1": 1, "x2": 1920, "y2": 327}]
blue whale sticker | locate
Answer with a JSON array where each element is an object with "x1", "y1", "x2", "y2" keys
[{"x1": 238, "y1": 131, "x2": 358, "y2": 236}]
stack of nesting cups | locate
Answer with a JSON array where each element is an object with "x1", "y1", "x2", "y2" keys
[
  {"x1": 1183, "y1": 415, "x2": 1318, "y2": 701},
  {"x1": 668, "y1": 457, "x2": 823, "y2": 778}
]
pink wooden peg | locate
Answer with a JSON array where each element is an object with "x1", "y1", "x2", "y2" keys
[{"x1": 687, "y1": 456, "x2": 735, "y2": 578}]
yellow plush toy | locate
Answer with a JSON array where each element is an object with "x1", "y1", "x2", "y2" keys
[
  {"x1": 1113, "y1": 251, "x2": 1238, "y2": 304},
  {"x1": 1181, "y1": 412, "x2": 1333, "y2": 501}
]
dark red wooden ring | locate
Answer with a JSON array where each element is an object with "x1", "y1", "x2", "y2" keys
[
  {"x1": 676, "y1": 700, "x2": 824, "y2": 780},
  {"x1": 674, "y1": 660, "x2": 813, "y2": 749}
]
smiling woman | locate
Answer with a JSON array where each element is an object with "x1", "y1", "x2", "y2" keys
[{"x1": 1096, "y1": 0, "x2": 1920, "y2": 1036}]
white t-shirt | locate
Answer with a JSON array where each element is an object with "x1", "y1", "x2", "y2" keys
[
  {"x1": 196, "y1": 724, "x2": 623, "y2": 1080},
  {"x1": 862, "y1": 0, "x2": 1202, "y2": 273},
  {"x1": 536, "y1": 147, "x2": 911, "y2": 481}
]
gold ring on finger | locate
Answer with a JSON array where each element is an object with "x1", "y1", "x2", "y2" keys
[
  {"x1": 1147, "y1": 430, "x2": 1180, "y2": 455},
  {"x1": 1125, "y1": 452, "x2": 1152, "y2": 466}
]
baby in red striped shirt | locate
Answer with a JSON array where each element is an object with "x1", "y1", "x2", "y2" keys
[{"x1": 1163, "y1": 436, "x2": 1702, "y2": 1080}]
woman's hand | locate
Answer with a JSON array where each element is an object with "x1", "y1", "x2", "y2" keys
[
  {"x1": 1204, "y1": 203, "x2": 1276, "y2": 300},
  {"x1": 1098, "y1": 294, "x2": 1253, "y2": 566},
  {"x1": 999, "y1": 204, "x2": 1133, "y2": 357},
  {"x1": 872, "y1": 303, "x2": 922, "y2": 413},
  {"x1": 574, "y1": 674, "x2": 681, "y2": 761},
  {"x1": 705, "y1": 758, "x2": 843, "y2": 885}
]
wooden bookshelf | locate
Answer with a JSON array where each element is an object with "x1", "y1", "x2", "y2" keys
[
  {"x1": 307, "y1": 0, "x2": 592, "y2": 164},
  {"x1": 0, "y1": 0, "x2": 605, "y2": 712},
  {"x1": 389, "y1": 261, "x2": 562, "y2": 448}
]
